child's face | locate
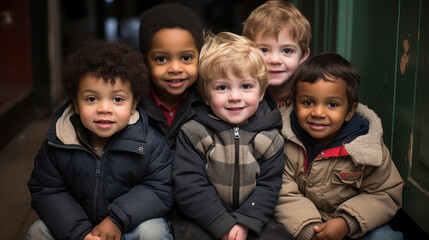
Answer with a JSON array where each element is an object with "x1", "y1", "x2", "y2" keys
[
  {"x1": 146, "y1": 28, "x2": 199, "y2": 105},
  {"x1": 73, "y1": 75, "x2": 138, "y2": 148},
  {"x1": 204, "y1": 70, "x2": 264, "y2": 126},
  {"x1": 254, "y1": 26, "x2": 309, "y2": 94},
  {"x1": 294, "y1": 77, "x2": 356, "y2": 144}
]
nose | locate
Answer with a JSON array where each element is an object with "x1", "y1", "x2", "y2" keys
[
  {"x1": 228, "y1": 88, "x2": 241, "y2": 102},
  {"x1": 311, "y1": 105, "x2": 326, "y2": 118},
  {"x1": 97, "y1": 100, "x2": 112, "y2": 114},
  {"x1": 168, "y1": 59, "x2": 183, "y2": 74},
  {"x1": 268, "y1": 52, "x2": 281, "y2": 65}
]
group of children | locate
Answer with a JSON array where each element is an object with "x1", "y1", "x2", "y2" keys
[{"x1": 26, "y1": 1, "x2": 404, "y2": 240}]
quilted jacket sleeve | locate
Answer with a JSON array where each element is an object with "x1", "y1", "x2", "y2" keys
[{"x1": 28, "y1": 139, "x2": 93, "y2": 240}]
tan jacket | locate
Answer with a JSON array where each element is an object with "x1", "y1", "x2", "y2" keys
[{"x1": 274, "y1": 104, "x2": 403, "y2": 239}]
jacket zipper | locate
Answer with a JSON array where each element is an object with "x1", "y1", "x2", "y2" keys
[
  {"x1": 49, "y1": 140, "x2": 102, "y2": 221},
  {"x1": 233, "y1": 127, "x2": 240, "y2": 210},
  {"x1": 93, "y1": 158, "x2": 101, "y2": 219}
]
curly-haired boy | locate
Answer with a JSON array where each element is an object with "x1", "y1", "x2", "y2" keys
[{"x1": 27, "y1": 39, "x2": 173, "y2": 240}]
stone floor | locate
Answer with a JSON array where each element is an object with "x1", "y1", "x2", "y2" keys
[{"x1": 0, "y1": 118, "x2": 50, "y2": 240}]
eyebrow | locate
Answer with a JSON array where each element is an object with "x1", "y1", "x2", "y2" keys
[
  {"x1": 298, "y1": 94, "x2": 344, "y2": 101},
  {"x1": 80, "y1": 89, "x2": 131, "y2": 95},
  {"x1": 151, "y1": 49, "x2": 197, "y2": 55}
]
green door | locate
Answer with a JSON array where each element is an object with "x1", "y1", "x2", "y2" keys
[
  {"x1": 394, "y1": 0, "x2": 429, "y2": 232},
  {"x1": 296, "y1": 0, "x2": 429, "y2": 234}
]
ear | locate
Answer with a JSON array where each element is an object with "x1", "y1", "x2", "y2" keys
[
  {"x1": 345, "y1": 102, "x2": 358, "y2": 122},
  {"x1": 299, "y1": 48, "x2": 310, "y2": 64},
  {"x1": 259, "y1": 90, "x2": 265, "y2": 102},
  {"x1": 72, "y1": 98, "x2": 80, "y2": 115},
  {"x1": 131, "y1": 98, "x2": 140, "y2": 115},
  {"x1": 204, "y1": 98, "x2": 210, "y2": 106}
]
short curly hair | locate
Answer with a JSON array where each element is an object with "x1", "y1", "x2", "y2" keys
[
  {"x1": 138, "y1": 3, "x2": 204, "y2": 55},
  {"x1": 198, "y1": 32, "x2": 268, "y2": 101},
  {"x1": 62, "y1": 39, "x2": 149, "y2": 100}
]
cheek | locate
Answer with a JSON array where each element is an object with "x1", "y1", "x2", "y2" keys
[
  {"x1": 287, "y1": 60, "x2": 300, "y2": 71},
  {"x1": 295, "y1": 108, "x2": 308, "y2": 122},
  {"x1": 187, "y1": 64, "x2": 199, "y2": 80},
  {"x1": 209, "y1": 95, "x2": 225, "y2": 108},
  {"x1": 149, "y1": 66, "x2": 165, "y2": 80}
]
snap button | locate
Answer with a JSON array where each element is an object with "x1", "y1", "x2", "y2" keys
[{"x1": 138, "y1": 146, "x2": 144, "y2": 152}]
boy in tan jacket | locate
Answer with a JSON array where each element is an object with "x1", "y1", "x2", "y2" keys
[{"x1": 275, "y1": 52, "x2": 403, "y2": 240}]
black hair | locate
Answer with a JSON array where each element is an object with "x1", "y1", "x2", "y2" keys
[
  {"x1": 138, "y1": 3, "x2": 204, "y2": 55},
  {"x1": 291, "y1": 52, "x2": 360, "y2": 111},
  {"x1": 62, "y1": 38, "x2": 149, "y2": 100}
]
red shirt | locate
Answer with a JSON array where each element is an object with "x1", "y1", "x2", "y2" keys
[{"x1": 151, "y1": 89, "x2": 188, "y2": 127}]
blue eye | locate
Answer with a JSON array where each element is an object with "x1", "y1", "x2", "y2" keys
[
  {"x1": 259, "y1": 48, "x2": 269, "y2": 53},
  {"x1": 216, "y1": 85, "x2": 227, "y2": 91},
  {"x1": 242, "y1": 84, "x2": 252, "y2": 90},
  {"x1": 282, "y1": 48, "x2": 294, "y2": 54}
]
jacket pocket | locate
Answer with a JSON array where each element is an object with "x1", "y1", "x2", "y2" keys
[{"x1": 332, "y1": 169, "x2": 363, "y2": 188}]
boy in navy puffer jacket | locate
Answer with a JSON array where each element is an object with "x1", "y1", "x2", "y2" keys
[{"x1": 27, "y1": 39, "x2": 173, "y2": 240}]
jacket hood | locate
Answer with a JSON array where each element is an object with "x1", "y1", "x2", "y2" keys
[
  {"x1": 194, "y1": 99, "x2": 282, "y2": 133},
  {"x1": 47, "y1": 101, "x2": 143, "y2": 147},
  {"x1": 282, "y1": 103, "x2": 385, "y2": 166}
]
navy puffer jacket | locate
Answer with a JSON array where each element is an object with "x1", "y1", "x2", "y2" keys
[{"x1": 28, "y1": 102, "x2": 173, "y2": 240}]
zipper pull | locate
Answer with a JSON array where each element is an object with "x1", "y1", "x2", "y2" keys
[
  {"x1": 233, "y1": 127, "x2": 240, "y2": 139},
  {"x1": 95, "y1": 160, "x2": 101, "y2": 177}
]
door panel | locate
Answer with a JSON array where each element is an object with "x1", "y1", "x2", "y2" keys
[{"x1": 0, "y1": 0, "x2": 32, "y2": 115}]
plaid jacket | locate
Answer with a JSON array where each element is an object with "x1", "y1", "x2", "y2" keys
[{"x1": 172, "y1": 101, "x2": 285, "y2": 238}]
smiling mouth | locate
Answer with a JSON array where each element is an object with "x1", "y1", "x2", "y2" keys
[
  {"x1": 226, "y1": 107, "x2": 244, "y2": 111},
  {"x1": 308, "y1": 122, "x2": 329, "y2": 129},
  {"x1": 95, "y1": 120, "x2": 113, "y2": 124},
  {"x1": 269, "y1": 70, "x2": 285, "y2": 74},
  {"x1": 167, "y1": 79, "x2": 185, "y2": 83}
]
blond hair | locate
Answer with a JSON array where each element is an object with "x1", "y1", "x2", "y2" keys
[
  {"x1": 197, "y1": 32, "x2": 268, "y2": 101},
  {"x1": 242, "y1": 0, "x2": 312, "y2": 53}
]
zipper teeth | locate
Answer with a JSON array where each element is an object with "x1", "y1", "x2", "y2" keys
[{"x1": 233, "y1": 127, "x2": 240, "y2": 209}]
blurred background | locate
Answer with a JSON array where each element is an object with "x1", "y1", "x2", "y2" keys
[{"x1": 1, "y1": 0, "x2": 428, "y2": 239}]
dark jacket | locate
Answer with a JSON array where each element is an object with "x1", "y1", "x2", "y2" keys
[
  {"x1": 28, "y1": 102, "x2": 173, "y2": 240},
  {"x1": 172, "y1": 100, "x2": 285, "y2": 238},
  {"x1": 139, "y1": 85, "x2": 204, "y2": 150}
]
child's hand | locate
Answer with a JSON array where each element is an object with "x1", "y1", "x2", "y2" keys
[
  {"x1": 311, "y1": 218, "x2": 349, "y2": 240},
  {"x1": 221, "y1": 224, "x2": 248, "y2": 240},
  {"x1": 83, "y1": 233, "x2": 101, "y2": 240},
  {"x1": 91, "y1": 217, "x2": 122, "y2": 240}
]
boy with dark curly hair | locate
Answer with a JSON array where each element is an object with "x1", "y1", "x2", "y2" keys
[{"x1": 26, "y1": 39, "x2": 173, "y2": 240}]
